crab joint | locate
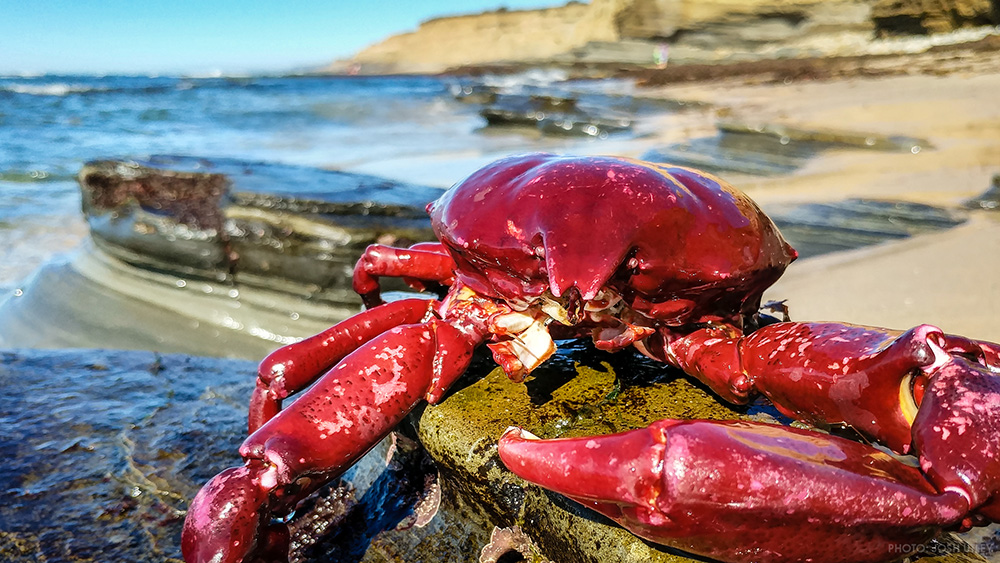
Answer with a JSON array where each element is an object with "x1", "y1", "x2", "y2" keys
[{"x1": 488, "y1": 312, "x2": 557, "y2": 382}]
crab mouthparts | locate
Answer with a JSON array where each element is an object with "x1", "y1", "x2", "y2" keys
[
  {"x1": 488, "y1": 310, "x2": 556, "y2": 382},
  {"x1": 485, "y1": 288, "x2": 627, "y2": 382}
]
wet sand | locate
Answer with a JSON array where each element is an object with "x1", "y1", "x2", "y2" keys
[{"x1": 642, "y1": 70, "x2": 1000, "y2": 341}]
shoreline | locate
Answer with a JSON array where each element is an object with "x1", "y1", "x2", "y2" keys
[
  {"x1": 637, "y1": 65, "x2": 1000, "y2": 341},
  {"x1": 5, "y1": 52, "x2": 999, "y2": 347},
  {"x1": 365, "y1": 52, "x2": 1000, "y2": 342}
]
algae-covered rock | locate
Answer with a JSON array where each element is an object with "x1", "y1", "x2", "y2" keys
[
  {"x1": 418, "y1": 340, "x2": 759, "y2": 563},
  {"x1": 418, "y1": 339, "x2": 995, "y2": 563},
  {"x1": 79, "y1": 156, "x2": 441, "y2": 302},
  {"x1": 5, "y1": 342, "x2": 993, "y2": 562}
]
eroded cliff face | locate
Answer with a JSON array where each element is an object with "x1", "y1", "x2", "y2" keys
[
  {"x1": 350, "y1": 0, "x2": 625, "y2": 73},
  {"x1": 872, "y1": 0, "x2": 998, "y2": 34},
  {"x1": 344, "y1": 0, "x2": 998, "y2": 73}
]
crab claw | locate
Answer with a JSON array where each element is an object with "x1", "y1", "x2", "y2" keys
[
  {"x1": 182, "y1": 465, "x2": 288, "y2": 563},
  {"x1": 499, "y1": 420, "x2": 970, "y2": 563},
  {"x1": 184, "y1": 315, "x2": 483, "y2": 563},
  {"x1": 912, "y1": 356, "x2": 1000, "y2": 521}
]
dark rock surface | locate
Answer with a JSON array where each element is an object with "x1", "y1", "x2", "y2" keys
[
  {"x1": 643, "y1": 121, "x2": 929, "y2": 177},
  {"x1": 768, "y1": 198, "x2": 968, "y2": 259},
  {"x1": 964, "y1": 174, "x2": 1000, "y2": 211},
  {"x1": 479, "y1": 93, "x2": 631, "y2": 138},
  {"x1": 79, "y1": 156, "x2": 441, "y2": 302},
  {"x1": 0, "y1": 348, "x2": 490, "y2": 563},
  {"x1": 473, "y1": 89, "x2": 695, "y2": 138},
  {"x1": 3, "y1": 343, "x2": 994, "y2": 562},
  {"x1": 872, "y1": 0, "x2": 998, "y2": 35}
]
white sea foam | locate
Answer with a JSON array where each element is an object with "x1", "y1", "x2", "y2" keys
[{"x1": 3, "y1": 82, "x2": 107, "y2": 96}]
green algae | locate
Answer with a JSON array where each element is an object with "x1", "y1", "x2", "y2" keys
[
  {"x1": 419, "y1": 343, "x2": 745, "y2": 563},
  {"x1": 418, "y1": 341, "x2": 991, "y2": 563}
]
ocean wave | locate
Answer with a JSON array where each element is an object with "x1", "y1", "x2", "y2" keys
[
  {"x1": 1, "y1": 79, "x2": 210, "y2": 97},
  {"x1": 2, "y1": 82, "x2": 110, "y2": 96}
]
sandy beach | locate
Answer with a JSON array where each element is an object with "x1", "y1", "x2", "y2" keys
[
  {"x1": 624, "y1": 69, "x2": 1000, "y2": 342},
  {"x1": 359, "y1": 67, "x2": 1000, "y2": 343}
]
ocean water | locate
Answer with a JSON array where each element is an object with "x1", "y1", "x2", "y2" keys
[{"x1": 0, "y1": 72, "x2": 643, "y2": 289}]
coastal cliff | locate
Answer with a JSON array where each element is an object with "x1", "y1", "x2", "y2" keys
[{"x1": 336, "y1": 0, "x2": 998, "y2": 73}]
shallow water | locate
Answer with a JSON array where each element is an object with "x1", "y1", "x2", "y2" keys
[{"x1": 0, "y1": 73, "x2": 648, "y2": 290}]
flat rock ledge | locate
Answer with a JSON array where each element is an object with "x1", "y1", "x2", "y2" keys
[
  {"x1": 3, "y1": 345, "x2": 993, "y2": 562},
  {"x1": 418, "y1": 339, "x2": 996, "y2": 563}
]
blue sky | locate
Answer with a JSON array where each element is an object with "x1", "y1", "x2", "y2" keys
[{"x1": 0, "y1": 1, "x2": 568, "y2": 75}]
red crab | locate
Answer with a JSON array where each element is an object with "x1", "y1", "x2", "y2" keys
[{"x1": 182, "y1": 154, "x2": 1000, "y2": 563}]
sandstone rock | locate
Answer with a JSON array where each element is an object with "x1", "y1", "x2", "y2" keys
[
  {"x1": 80, "y1": 156, "x2": 440, "y2": 303},
  {"x1": 340, "y1": 0, "x2": 999, "y2": 73},
  {"x1": 872, "y1": 0, "x2": 998, "y2": 35},
  {"x1": 345, "y1": 0, "x2": 879, "y2": 72},
  {"x1": 350, "y1": 0, "x2": 622, "y2": 73}
]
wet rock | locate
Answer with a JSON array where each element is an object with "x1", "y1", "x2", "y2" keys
[
  {"x1": 643, "y1": 131, "x2": 825, "y2": 177},
  {"x1": 418, "y1": 339, "x2": 993, "y2": 563},
  {"x1": 644, "y1": 121, "x2": 930, "y2": 177},
  {"x1": 0, "y1": 349, "x2": 255, "y2": 562},
  {"x1": 0, "y1": 157, "x2": 444, "y2": 356},
  {"x1": 473, "y1": 86, "x2": 701, "y2": 138},
  {"x1": 79, "y1": 156, "x2": 441, "y2": 302},
  {"x1": 767, "y1": 198, "x2": 968, "y2": 259},
  {"x1": 0, "y1": 245, "x2": 353, "y2": 358},
  {"x1": 418, "y1": 339, "x2": 766, "y2": 563},
  {"x1": 480, "y1": 93, "x2": 633, "y2": 138},
  {"x1": 0, "y1": 348, "x2": 493, "y2": 563},
  {"x1": 717, "y1": 121, "x2": 930, "y2": 153},
  {"x1": 964, "y1": 174, "x2": 1000, "y2": 211},
  {"x1": 450, "y1": 82, "x2": 500, "y2": 105}
]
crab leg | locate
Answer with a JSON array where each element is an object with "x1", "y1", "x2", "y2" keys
[
  {"x1": 183, "y1": 317, "x2": 484, "y2": 563},
  {"x1": 499, "y1": 420, "x2": 970, "y2": 563},
  {"x1": 666, "y1": 323, "x2": 997, "y2": 447},
  {"x1": 666, "y1": 321, "x2": 1000, "y2": 518},
  {"x1": 250, "y1": 297, "x2": 436, "y2": 432},
  {"x1": 353, "y1": 243, "x2": 457, "y2": 308}
]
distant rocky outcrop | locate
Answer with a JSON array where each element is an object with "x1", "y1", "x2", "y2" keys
[
  {"x1": 873, "y1": 0, "x2": 998, "y2": 34},
  {"x1": 334, "y1": 0, "x2": 999, "y2": 73}
]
